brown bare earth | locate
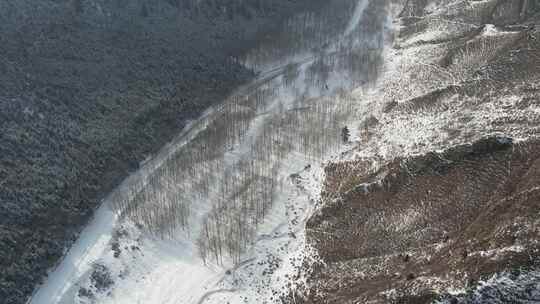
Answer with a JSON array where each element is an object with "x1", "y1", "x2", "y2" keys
[{"x1": 300, "y1": 137, "x2": 540, "y2": 303}]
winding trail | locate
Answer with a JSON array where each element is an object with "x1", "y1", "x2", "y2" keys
[{"x1": 196, "y1": 289, "x2": 238, "y2": 304}]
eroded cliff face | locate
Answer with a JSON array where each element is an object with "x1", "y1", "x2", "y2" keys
[{"x1": 294, "y1": 0, "x2": 540, "y2": 303}]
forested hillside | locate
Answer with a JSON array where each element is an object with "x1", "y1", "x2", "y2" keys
[{"x1": 0, "y1": 1, "x2": 322, "y2": 303}]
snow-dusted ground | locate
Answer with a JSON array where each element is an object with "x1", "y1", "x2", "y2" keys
[
  {"x1": 436, "y1": 270, "x2": 540, "y2": 304},
  {"x1": 29, "y1": 1, "x2": 388, "y2": 304},
  {"x1": 341, "y1": 2, "x2": 540, "y2": 166}
]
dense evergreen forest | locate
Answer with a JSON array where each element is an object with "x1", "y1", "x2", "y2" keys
[{"x1": 0, "y1": 1, "x2": 323, "y2": 303}]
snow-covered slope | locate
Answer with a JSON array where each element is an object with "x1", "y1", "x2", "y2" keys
[{"x1": 29, "y1": 1, "x2": 389, "y2": 303}]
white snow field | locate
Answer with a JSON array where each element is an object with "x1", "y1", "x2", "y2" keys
[{"x1": 29, "y1": 1, "x2": 389, "y2": 304}]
